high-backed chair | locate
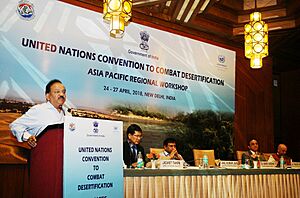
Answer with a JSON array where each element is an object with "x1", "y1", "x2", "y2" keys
[
  {"x1": 150, "y1": 148, "x2": 164, "y2": 155},
  {"x1": 193, "y1": 149, "x2": 215, "y2": 167},
  {"x1": 236, "y1": 150, "x2": 247, "y2": 164}
]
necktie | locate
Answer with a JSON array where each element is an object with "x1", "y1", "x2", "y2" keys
[{"x1": 131, "y1": 145, "x2": 137, "y2": 160}]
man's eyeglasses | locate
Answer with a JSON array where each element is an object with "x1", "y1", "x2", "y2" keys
[{"x1": 132, "y1": 134, "x2": 143, "y2": 139}]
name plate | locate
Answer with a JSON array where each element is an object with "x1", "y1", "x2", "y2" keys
[
  {"x1": 220, "y1": 161, "x2": 238, "y2": 169},
  {"x1": 292, "y1": 162, "x2": 300, "y2": 169},
  {"x1": 260, "y1": 161, "x2": 276, "y2": 169},
  {"x1": 159, "y1": 160, "x2": 184, "y2": 169}
]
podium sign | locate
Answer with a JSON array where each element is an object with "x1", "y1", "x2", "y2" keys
[
  {"x1": 260, "y1": 162, "x2": 276, "y2": 169},
  {"x1": 220, "y1": 161, "x2": 239, "y2": 169},
  {"x1": 160, "y1": 160, "x2": 184, "y2": 169},
  {"x1": 63, "y1": 117, "x2": 123, "y2": 198}
]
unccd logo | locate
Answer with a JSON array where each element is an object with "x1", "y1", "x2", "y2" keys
[{"x1": 218, "y1": 55, "x2": 225, "y2": 63}]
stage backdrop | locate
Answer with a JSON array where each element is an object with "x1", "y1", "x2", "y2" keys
[
  {"x1": 0, "y1": 0, "x2": 235, "y2": 161},
  {"x1": 0, "y1": 0, "x2": 235, "y2": 114}
]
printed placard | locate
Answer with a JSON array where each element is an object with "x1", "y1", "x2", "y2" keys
[
  {"x1": 220, "y1": 161, "x2": 239, "y2": 169},
  {"x1": 159, "y1": 160, "x2": 184, "y2": 169},
  {"x1": 64, "y1": 117, "x2": 123, "y2": 198}
]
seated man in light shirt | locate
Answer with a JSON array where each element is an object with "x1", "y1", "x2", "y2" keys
[
  {"x1": 271, "y1": 144, "x2": 291, "y2": 166},
  {"x1": 159, "y1": 138, "x2": 184, "y2": 160},
  {"x1": 9, "y1": 79, "x2": 71, "y2": 148}
]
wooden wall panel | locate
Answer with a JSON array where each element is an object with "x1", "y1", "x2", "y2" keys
[
  {"x1": 0, "y1": 164, "x2": 29, "y2": 198},
  {"x1": 279, "y1": 69, "x2": 300, "y2": 160},
  {"x1": 234, "y1": 50, "x2": 274, "y2": 153}
]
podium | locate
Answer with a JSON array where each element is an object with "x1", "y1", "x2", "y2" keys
[
  {"x1": 29, "y1": 117, "x2": 123, "y2": 198},
  {"x1": 29, "y1": 124, "x2": 64, "y2": 198}
]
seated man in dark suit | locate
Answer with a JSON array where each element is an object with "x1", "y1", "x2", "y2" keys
[
  {"x1": 242, "y1": 138, "x2": 266, "y2": 167},
  {"x1": 123, "y1": 124, "x2": 146, "y2": 168}
]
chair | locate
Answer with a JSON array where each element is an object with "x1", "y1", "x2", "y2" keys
[
  {"x1": 149, "y1": 148, "x2": 164, "y2": 155},
  {"x1": 236, "y1": 150, "x2": 247, "y2": 164},
  {"x1": 193, "y1": 149, "x2": 215, "y2": 167}
]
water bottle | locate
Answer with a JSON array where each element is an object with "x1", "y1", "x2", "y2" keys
[
  {"x1": 136, "y1": 151, "x2": 144, "y2": 169},
  {"x1": 203, "y1": 154, "x2": 209, "y2": 169},
  {"x1": 244, "y1": 159, "x2": 250, "y2": 169},
  {"x1": 280, "y1": 156, "x2": 285, "y2": 169}
]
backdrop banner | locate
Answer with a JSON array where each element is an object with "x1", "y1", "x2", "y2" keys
[{"x1": 0, "y1": 0, "x2": 235, "y2": 115}]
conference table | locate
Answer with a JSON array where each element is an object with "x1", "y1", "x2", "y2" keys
[
  {"x1": 124, "y1": 168, "x2": 300, "y2": 198},
  {"x1": 1, "y1": 122, "x2": 299, "y2": 198}
]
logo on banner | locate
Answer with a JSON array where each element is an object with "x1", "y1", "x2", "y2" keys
[
  {"x1": 218, "y1": 55, "x2": 225, "y2": 63},
  {"x1": 93, "y1": 121, "x2": 99, "y2": 133},
  {"x1": 87, "y1": 121, "x2": 104, "y2": 137},
  {"x1": 69, "y1": 123, "x2": 76, "y2": 131},
  {"x1": 139, "y1": 31, "x2": 150, "y2": 51},
  {"x1": 16, "y1": 0, "x2": 35, "y2": 20},
  {"x1": 127, "y1": 30, "x2": 158, "y2": 60},
  {"x1": 217, "y1": 55, "x2": 227, "y2": 68}
]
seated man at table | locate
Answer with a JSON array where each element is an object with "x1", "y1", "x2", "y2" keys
[
  {"x1": 242, "y1": 138, "x2": 266, "y2": 167},
  {"x1": 123, "y1": 124, "x2": 146, "y2": 168},
  {"x1": 272, "y1": 144, "x2": 291, "y2": 166},
  {"x1": 159, "y1": 138, "x2": 184, "y2": 160}
]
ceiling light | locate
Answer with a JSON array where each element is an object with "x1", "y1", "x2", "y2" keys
[
  {"x1": 103, "y1": 0, "x2": 132, "y2": 38},
  {"x1": 244, "y1": 12, "x2": 268, "y2": 69}
]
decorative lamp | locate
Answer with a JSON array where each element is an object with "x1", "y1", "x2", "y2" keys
[
  {"x1": 103, "y1": 0, "x2": 132, "y2": 38},
  {"x1": 244, "y1": 11, "x2": 268, "y2": 69}
]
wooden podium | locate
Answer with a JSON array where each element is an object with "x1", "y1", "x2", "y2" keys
[{"x1": 29, "y1": 124, "x2": 64, "y2": 198}]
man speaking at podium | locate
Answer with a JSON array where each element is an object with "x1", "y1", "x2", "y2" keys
[
  {"x1": 10, "y1": 79, "x2": 71, "y2": 147},
  {"x1": 9, "y1": 79, "x2": 71, "y2": 198}
]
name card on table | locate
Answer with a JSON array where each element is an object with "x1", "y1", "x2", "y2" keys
[
  {"x1": 160, "y1": 160, "x2": 184, "y2": 169},
  {"x1": 260, "y1": 162, "x2": 277, "y2": 169},
  {"x1": 292, "y1": 162, "x2": 300, "y2": 169},
  {"x1": 220, "y1": 161, "x2": 238, "y2": 169}
]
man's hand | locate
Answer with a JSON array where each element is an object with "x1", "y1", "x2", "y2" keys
[
  {"x1": 131, "y1": 162, "x2": 137, "y2": 168},
  {"x1": 27, "y1": 136, "x2": 37, "y2": 148},
  {"x1": 170, "y1": 149, "x2": 179, "y2": 159}
]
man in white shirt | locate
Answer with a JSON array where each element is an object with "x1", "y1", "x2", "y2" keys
[
  {"x1": 159, "y1": 138, "x2": 184, "y2": 160},
  {"x1": 10, "y1": 79, "x2": 71, "y2": 148}
]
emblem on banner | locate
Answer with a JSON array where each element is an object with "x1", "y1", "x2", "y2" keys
[
  {"x1": 93, "y1": 121, "x2": 99, "y2": 133},
  {"x1": 218, "y1": 55, "x2": 225, "y2": 64},
  {"x1": 139, "y1": 31, "x2": 150, "y2": 51},
  {"x1": 16, "y1": 0, "x2": 35, "y2": 20},
  {"x1": 69, "y1": 123, "x2": 76, "y2": 131}
]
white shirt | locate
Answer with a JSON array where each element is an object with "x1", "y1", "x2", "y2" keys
[
  {"x1": 9, "y1": 101, "x2": 71, "y2": 142},
  {"x1": 159, "y1": 150, "x2": 184, "y2": 160}
]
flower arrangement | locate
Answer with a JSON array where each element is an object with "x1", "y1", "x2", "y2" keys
[{"x1": 146, "y1": 152, "x2": 160, "y2": 160}]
